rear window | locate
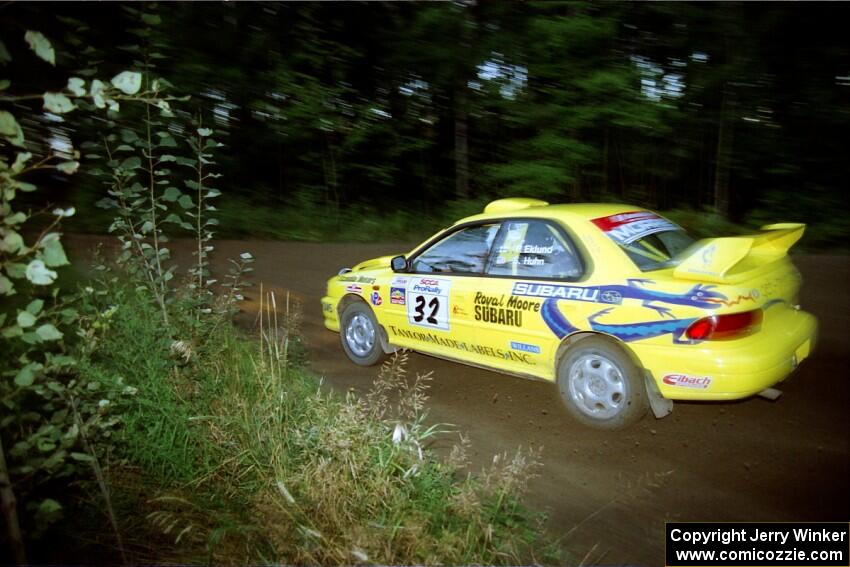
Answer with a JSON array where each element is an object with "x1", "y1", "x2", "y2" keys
[{"x1": 592, "y1": 211, "x2": 695, "y2": 271}]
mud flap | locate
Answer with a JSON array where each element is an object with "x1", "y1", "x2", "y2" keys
[
  {"x1": 644, "y1": 371, "x2": 673, "y2": 419},
  {"x1": 758, "y1": 387, "x2": 782, "y2": 401}
]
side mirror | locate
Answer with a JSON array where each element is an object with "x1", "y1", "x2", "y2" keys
[{"x1": 390, "y1": 255, "x2": 408, "y2": 272}]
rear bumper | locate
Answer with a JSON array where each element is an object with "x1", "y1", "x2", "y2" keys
[{"x1": 637, "y1": 308, "x2": 818, "y2": 401}]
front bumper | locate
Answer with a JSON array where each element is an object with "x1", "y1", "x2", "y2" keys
[{"x1": 321, "y1": 295, "x2": 340, "y2": 332}]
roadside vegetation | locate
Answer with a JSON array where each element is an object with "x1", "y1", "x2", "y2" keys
[
  {"x1": 1, "y1": 24, "x2": 555, "y2": 564},
  {"x1": 72, "y1": 285, "x2": 552, "y2": 564}
]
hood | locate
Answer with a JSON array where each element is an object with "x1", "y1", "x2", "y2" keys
[{"x1": 351, "y1": 255, "x2": 395, "y2": 272}]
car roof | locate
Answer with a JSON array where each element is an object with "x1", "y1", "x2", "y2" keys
[{"x1": 456, "y1": 200, "x2": 648, "y2": 226}]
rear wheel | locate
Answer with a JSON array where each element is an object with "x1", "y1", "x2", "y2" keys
[
  {"x1": 340, "y1": 302, "x2": 387, "y2": 366},
  {"x1": 557, "y1": 337, "x2": 648, "y2": 429}
]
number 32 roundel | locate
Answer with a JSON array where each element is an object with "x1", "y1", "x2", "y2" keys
[{"x1": 406, "y1": 277, "x2": 451, "y2": 331}]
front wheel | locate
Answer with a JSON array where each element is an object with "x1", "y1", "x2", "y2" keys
[
  {"x1": 340, "y1": 302, "x2": 387, "y2": 366},
  {"x1": 557, "y1": 337, "x2": 648, "y2": 429}
]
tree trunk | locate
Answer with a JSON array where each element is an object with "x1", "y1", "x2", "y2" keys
[
  {"x1": 714, "y1": 85, "x2": 735, "y2": 218},
  {"x1": 0, "y1": 437, "x2": 27, "y2": 565},
  {"x1": 454, "y1": 90, "x2": 470, "y2": 200},
  {"x1": 602, "y1": 128, "x2": 610, "y2": 196},
  {"x1": 571, "y1": 165, "x2": 581, "y2": 201}
]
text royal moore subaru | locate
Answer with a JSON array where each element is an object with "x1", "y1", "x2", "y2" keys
[{"x1": 321, "y1": 198, "x2": 817, "y2": 429}]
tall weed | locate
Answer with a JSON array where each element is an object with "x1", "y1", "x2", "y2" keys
[{"x1": 91, "y1": 288, "x2": 557, "y2": 564}]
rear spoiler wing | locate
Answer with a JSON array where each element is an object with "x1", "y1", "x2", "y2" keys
[{"x1": 673, "y1": 223, "x2": 805, "y2": 283}]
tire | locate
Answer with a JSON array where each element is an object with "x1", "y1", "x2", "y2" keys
[
  {"x1": 339, "y1": 302, "x2": 387, "y2": 366},
  {"x1": 556, "y1": 336, "x2": 648, "y2": 429}
]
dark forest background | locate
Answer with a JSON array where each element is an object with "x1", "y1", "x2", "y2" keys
[{"x1": 4, "y1": 1, "x2": 850, "y2": 245}]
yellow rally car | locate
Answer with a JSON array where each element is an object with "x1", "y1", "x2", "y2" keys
[{"x1": 321, "y1": 198, "x2": 817, "y2": 429}]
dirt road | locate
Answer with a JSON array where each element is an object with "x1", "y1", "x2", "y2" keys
[{"x1": 70, "y1": 237, "x2": 850, "y2": 565}]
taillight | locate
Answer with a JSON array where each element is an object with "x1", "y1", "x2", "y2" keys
[{"x1": 686, "y1": 309, "x2": 763, "y2": 341}]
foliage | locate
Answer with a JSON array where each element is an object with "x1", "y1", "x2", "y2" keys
[
  {"x1": 1, "y1": 9, "x2": 551, "y2": 565},
  {"x1": 92, "y1": 118, "x2": 226, "y2": 324},
  {"x1": 76, "y1": 284, "x2": 553, "y2": 564},
  {"x1": 3, "y1": 2, "x2": 844, "y2": 561},
  {"x1": 208, "y1": 191, "x2": 487, "y2": 243},
  {"x1": 0, "y1": 27, "x2": 177, "y2": 550},
  {"x1": 7, "y1": 2, "x2": 841, "y2": 246}
]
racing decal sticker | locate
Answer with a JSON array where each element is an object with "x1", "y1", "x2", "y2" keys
[
  {"x1": 473, "y1": 292, "x2": 540, "y2": 327},
  {"x1": 541, "y1": 297, "x2": 580, "y2": 337},
  {"x1": 512, "y1": 278, "x2": 727, "y2": 316},
  {"x1": 345, "y1": 284, "x2": 363, "y2": 294},
  {"x1": 388, "y1": 325, "x2": 533, "y2": 365},
  {"x1": 591, "y1": 211, "x2": 680, "y2": 244},
  {"x1": 519, "y1": 244, "x2": 555, "y2": 267},
  {"x1": 495, "y1": 223, "x2": 529, "y2": 265},
  {"x1": 390, "y1": 287, "x2": 406, "y2": 305},
  {"x1": 701, "y1": 243, "x2": 717, "y2": 267},
  {"x1": 512, "y1": 282, "x2": 603, "y2": 303},
  {"x1": 339, "y1": 274, "x2": 376, "y2": 284},
  {"x1": 370, "y1": 291, "x2": 383, "y2": 306},
  {"x1": 510, "y1": 341, "x2": 541, "y2": 354},
  {"x1": 584, "y1": 307, "x2": 697, "y2": 344},
  {"x1": 599, "y1": 290, "x2": 623, "y2": 304},
  {"x1": 710, "y1": 289, "x2": 759, "y2": 307},
  {"x1": 662, "y1": 374, "x2": 712, "y2": 389},
  {"x1": 406, "y1": 277, "x2": 451, "y2": 330},
  {"x1": 541, "y1": 300, "x2": 700, "y2": 344}
]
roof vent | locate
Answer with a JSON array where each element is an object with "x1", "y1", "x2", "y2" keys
[{"x1": 484, "y1": 198, "x2": 550, "y2": 215}]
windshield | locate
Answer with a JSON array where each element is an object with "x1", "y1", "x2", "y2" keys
[
  {"x1": 591, "y1": 211, "x2": 695, "y2": 271},
  {"x1": 410, "y1": 224, "x2": 500, "y2": 274}
]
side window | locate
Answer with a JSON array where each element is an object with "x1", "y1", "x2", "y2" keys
[
  {"x1": 411, "y1": 223, "x2": 500, "y2": 274},
  {"x1": 487, "y1": 220, "x2": 582, "y2": 280}
]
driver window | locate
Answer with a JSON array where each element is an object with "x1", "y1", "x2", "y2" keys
[
  {"x1": 487, "y1": 220, "x2": 582, "y2": 279},
  {"x1": 411, "y1": 224, "x2": 500, "y2": 274}
]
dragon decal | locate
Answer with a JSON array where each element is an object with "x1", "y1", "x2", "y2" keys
[
  {"x1": 537, "y1": 279, "x2": 731, "y2": 344},
  {"x1": 540, "y1": 297, "x2": 580, "y2": 337},
  {"x1": 587, "y1": 308, "x2": 697, "y2": 344},
  {"x1": 596, "y1": 279, "x2": 727, "y2": 318},
  {"x1": 541, "y1": 300, "x2": 699, "y2": 344}
]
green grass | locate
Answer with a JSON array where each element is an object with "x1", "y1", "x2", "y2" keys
[
  {"x1": 77, "y1": 288, "x2": 219, "y2": 484},
  {"x1": 73, "y1": 284, "x2": 557, "y2": 564}
]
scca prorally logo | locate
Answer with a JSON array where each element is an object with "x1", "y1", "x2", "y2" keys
[
  {"x1": 370, "y1": 291, "x2": 382, "y2": 306},
  {"x1": 411, "y1": 278, "x2": 443, "y2": 294},
  {"x1": 345, "y1": 284, "x2": 362, "y2": 294},
  {"x1": 662, "y1": 374, "x2": 712, "y2": 389}
]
